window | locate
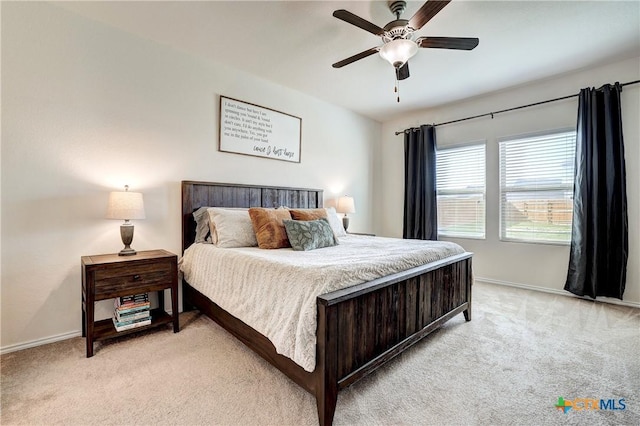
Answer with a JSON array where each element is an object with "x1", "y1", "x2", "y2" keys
[
  {"x1": 499, "y1": 130, "x2": 576, "y2": 244},
  {"x1": 436, "y1": 143, "x2": 486, "y2": 239}
]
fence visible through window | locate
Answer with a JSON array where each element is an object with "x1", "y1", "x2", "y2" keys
[{"x1": 499, "y1": 130, "x2": 576, "y2": 244}]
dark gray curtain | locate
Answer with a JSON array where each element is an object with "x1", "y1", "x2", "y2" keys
[
  {"x1": 564, "y1": 83, "x2": 628, "y2": 300},
  {"x1": 403, "y1": 125, "x2": 437, "y2": 240}
]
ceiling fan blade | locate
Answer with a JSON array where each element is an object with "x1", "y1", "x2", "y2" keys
[
  {"x1": 408, "y1": 0, "x2": 451, "y2": 30},
  {"x1": 417, "y1": 37, "x2": 479, "y2": 50},
  {"x1": 333, "y1": 9, "x2": 385, "y2": 36},
  {"x1": 332, "y1": 47, "x2": 380, "y2": 68},
  {"x1": 396, "y1": 62, "x2": 410, "y2": 80}
]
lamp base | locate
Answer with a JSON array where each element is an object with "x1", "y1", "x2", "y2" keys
[
  {"x1": 118, "y1": 247, "x2": 137, "y2": 256},
  {"x1": 119, "y1": 223, "x2": 137, "y2": 256},
  {"x1": 342, "y1": 216, "x2": 350, "y2": 232}
]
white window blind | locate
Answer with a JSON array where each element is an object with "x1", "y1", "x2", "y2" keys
[
  {"x1": 436, "y1": 143, "x2": 486, "y2": 239},
  {"x1": 499, "y1": 130, "x2": 576, "y2": 244}
]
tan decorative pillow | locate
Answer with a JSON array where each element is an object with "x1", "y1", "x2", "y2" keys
[
  {"x1": 248, "y1": 207, "x2": 292, "y2": 249},
  {"x1": 289, "y1": 208, "x2": 328, "y2": 221}
]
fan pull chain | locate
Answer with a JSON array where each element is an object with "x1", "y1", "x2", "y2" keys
[{"x1": 395, "y1": 75, "x2": 400, "y2": 103}]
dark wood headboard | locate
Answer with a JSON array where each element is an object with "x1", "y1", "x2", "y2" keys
[{"x1": 181, "y1": 181, "x2": 324, "y2": 253}]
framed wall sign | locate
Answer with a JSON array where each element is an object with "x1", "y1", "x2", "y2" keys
[{"x1": 219, "y1": 96, "x2": 302, "y2": 163}]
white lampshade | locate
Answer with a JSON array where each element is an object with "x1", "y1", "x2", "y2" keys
[
  {"x1": 379, "y1": 39, "x2": 418, "y2": 68},
  {"x1": 106, "y1": 187, "x2": 146, "y2": 220},
  {"x1": 336, "y1": 196, "x2": 356, "y2": 215}
]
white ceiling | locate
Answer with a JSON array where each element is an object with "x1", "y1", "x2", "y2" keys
[{"x1": 56, "y1": 1, "x2": 640, "y2": 122}]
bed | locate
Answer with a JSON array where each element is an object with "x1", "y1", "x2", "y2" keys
[{"x1": 180, "y1": 181, "x2": 473, "y2": 425}]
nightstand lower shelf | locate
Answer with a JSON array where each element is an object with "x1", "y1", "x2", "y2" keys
[{"x1": 92, "y1": 308, "x2": 173, "y2": 341}]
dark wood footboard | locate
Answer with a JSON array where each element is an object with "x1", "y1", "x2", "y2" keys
[
  {"x1": 180, "y1": 181, "x2": 473, "y2": 426},
  {"x1": 314, "y1": 252, "x2": 472, "y2": 425}
]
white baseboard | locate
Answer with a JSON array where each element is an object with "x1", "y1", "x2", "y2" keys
[
  {"x1": 1, "y1": 330, "x2": 82, "y2": 355},
  {"x1": 0, "y1": 309, "x2": 177, "y2": 355},
  {"x1": 475, "y1": 276, "x2": 640, "y2": 309}
]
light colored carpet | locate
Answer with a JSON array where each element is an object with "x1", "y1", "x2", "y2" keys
[{"x1": 2, "y1": 282, "x2": 639, "y2": 425}]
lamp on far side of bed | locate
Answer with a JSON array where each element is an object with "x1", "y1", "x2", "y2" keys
[
  {"x1": 106, "y1": 185, "x2": 146, "y2": 256},
  {"x1": 336, "y1": 196, "x2": 355, "y2": 232}
]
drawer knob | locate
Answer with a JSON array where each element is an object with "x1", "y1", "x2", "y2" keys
[{"x1": 133, "y1": 274, "x2": 141, "y2": 281}]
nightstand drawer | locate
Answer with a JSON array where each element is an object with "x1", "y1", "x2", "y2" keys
[{"x1": 94, "y1": 261, "x2": 173, "y2": 298}]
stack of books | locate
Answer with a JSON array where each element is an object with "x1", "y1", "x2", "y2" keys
[{"x1": 113, "y1": 293, "x2": 151, "y2": 332}]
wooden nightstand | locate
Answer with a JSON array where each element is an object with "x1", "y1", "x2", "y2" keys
[{"x1": 81, "y1": 249, "x2": 179, "y2": 357}]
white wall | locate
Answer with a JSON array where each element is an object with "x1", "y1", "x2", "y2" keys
[
  {"x1": 379, "y1": 56, "x2": 640, "y2": 306},
  {"x1": 0, "y1": 2, "x2": 381, "y2": 351}
]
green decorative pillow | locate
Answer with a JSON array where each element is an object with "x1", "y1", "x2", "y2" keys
[{"x1": 283, "y1": 219, "x2": 338, "y2": 251}]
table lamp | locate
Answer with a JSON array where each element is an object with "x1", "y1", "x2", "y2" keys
[
  {"x1": 336, "y1": 196, "x2": 355, "y2": 231},
  {"x1": 106, "y1": 185, "x2": 146, "y2": 256}
]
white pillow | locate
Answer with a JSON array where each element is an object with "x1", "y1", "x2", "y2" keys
[
  {"x1": 207, "y1": 208, "x2": 258, "y2": 248},
  {"x1": 325, "y1": 207, "x2": 347, "y2": 237}
]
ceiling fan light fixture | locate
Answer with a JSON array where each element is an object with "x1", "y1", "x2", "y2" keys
[{"x1": 379, "y1": 38, "x2": 418, "y2": 68}]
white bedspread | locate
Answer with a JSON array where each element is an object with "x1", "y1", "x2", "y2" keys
[{"x1": 180, "y1": 235, "x2": 465, "y2": 372}]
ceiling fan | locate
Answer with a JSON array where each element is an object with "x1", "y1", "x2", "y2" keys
[{"x1": 332, "y1": 0, "x2": 479, "y2": 100}]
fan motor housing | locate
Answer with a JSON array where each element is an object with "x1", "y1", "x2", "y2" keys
[{"x1": 382, "y1": 20, "x2": 413, "y2": 42}]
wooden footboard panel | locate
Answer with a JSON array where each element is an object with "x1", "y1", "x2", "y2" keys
[{"x1": 318, "y1": 253, "x2": 473, "y2": 393}]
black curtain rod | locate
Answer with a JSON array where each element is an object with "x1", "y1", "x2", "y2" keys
[{"x1": 395, "y1": 79, "x2": 640, "y2": 135}]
